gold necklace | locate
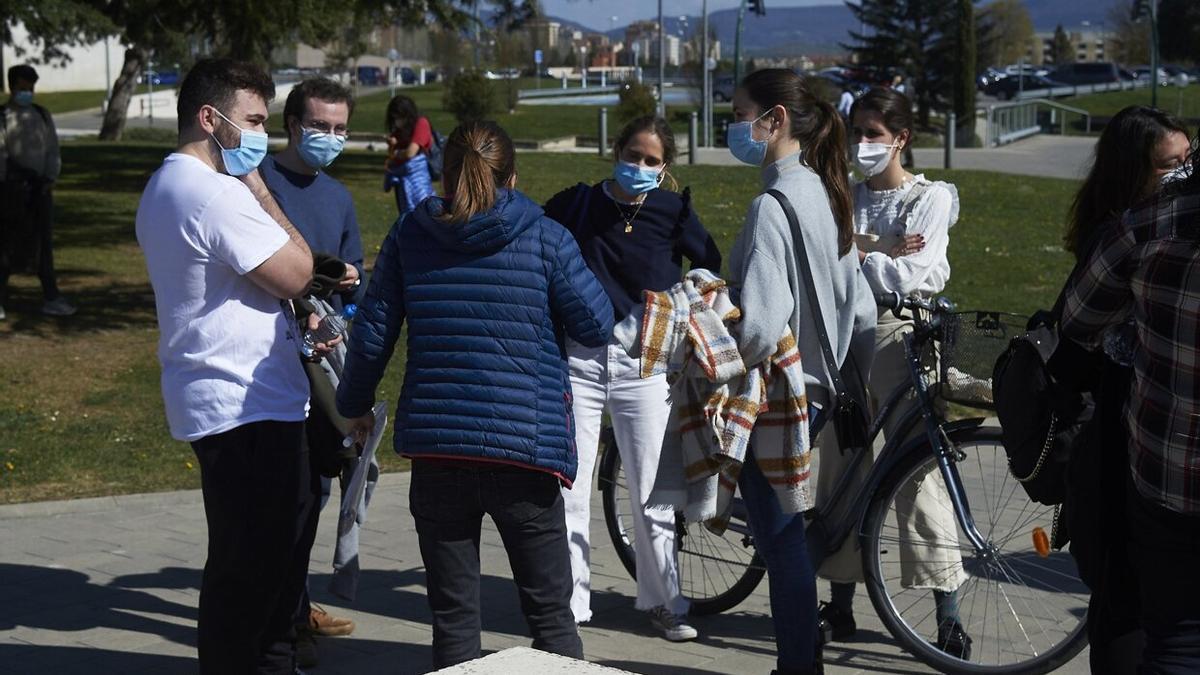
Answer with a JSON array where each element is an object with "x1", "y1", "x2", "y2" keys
[{"x1": 610, "y1": 183, "x2": 648, "y2": 233}]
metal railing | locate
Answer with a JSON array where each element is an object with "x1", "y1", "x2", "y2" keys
[
  {"x1": 1011, "y1": 78, "x2": 1149, "y2": 102},
  {"x1": 984, "y1": 99, "x2": 1092, "y2": 147}
]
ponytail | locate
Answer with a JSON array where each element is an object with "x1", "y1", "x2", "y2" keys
[
  {"x1": 741, "y1": 68, "x2": 855, "y2": 256},
  {"x1": 807, "y1": 99, "x2": 854, "y2": 256},
  {"x1": 441, "y1": 120, "x2": 516, "y2": 224}
]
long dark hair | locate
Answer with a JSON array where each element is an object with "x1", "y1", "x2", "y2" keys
[
  {"x1": 1066, "y1": 105, "x2": 1190, "y2": 258},
  {"x1": 613, "y1": 115, "x2": 680, "y2": 191},
  {"x1": 849, "y1": 87, "x2": 916, "y2": 149},
  {"x1": 440, "y1": 120, "x2": 516, "y2": 224},
  {"x1": 741, "y1": 68, "x2": 854, "y2": 256},
  {"x1": 385, "y1": 94, "x2": 420, "y2": 143}
]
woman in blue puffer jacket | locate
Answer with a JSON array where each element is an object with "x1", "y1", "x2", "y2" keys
[{"x1": 336, "y1": 120, "x2": 614, "y2": 669}]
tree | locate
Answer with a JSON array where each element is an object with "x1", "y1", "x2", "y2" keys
[
  {"x1": 1158, "y1": 0, "x2": 1200, "y2": 65},
  {"x1": 844, "y1": 0, "x2": 960, "y2": 126},
  {"x1": 951, "y1": 0, "x2": 976, "y2": 147},
  {"x1": 0, "y1": 0, "x2": 113, "y2": 92},
  {"x1": 1050, "y1": 24, "x2": 1074, "y2": 65},
  {"x1": 1107, "y1": 1, "x2": 1152, "y2": 66},
  {"x1": 443, "y1": 70, "x2": 496, "y2": 122},
  {"x1": 976, "y1": 0, "x2": 1034, "y2": 68}
]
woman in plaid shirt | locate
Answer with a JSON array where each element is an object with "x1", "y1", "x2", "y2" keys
[{"x1": 1061, "y1": 140, "x2": 1200, "y2": 674}]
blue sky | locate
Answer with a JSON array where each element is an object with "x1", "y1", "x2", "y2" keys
[{"x1": 539, "y1": 0, "x2": 839, "y2": 32}]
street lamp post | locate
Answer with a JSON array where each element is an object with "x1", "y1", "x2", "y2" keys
[
  {"x1": 657, "y1": 0, "x2": 666, "y2": 117},
  {"x1": 702, "y1": 0, "x2": 710, "y2": 146}
]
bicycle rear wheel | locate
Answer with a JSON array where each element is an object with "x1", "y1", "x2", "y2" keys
[
  {"x1": 862, "y1": 426, "x2": 1088, "y2": 674},
  {"x1": 600, "y1": 448, "x2": 766, "y2": 615}
]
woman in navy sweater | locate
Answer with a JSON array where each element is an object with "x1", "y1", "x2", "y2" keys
[{"x1": 543, "y1": 115, "x2": 721, "y2": 641}]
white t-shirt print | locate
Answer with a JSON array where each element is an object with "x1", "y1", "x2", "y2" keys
[{"x1": 136, "y1": 153, "x2": 309, "y2": 441}]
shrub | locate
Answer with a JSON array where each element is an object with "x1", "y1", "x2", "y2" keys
[
  {"x1": 443, "y1": 70, "x2": 497, "y2": 123},
  {"x1": 123, "y1": 126, "x2": 178, "y2": 143},
  {"x1": 615, "y1": 81, "x2": 657, "y2": 123}
]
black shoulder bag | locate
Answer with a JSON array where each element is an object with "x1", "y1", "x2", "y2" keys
[{"x1": 765, "y1": 189, "x2": 871, "y2": 452}]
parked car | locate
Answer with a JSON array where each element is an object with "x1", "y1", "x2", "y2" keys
[
  {"x1": 1002, "y1": 64, "x2": 1050, "y2": 78},
  {"x1": 713, "y1": 75, "x2": 735, "y2": 102},
  {"x1": 356, "y1": 66, "x2": 385, "y2": 86},
  {"x1": 983, "y1": 74, "x2": 1066, "y2": 100},
  {"x1": 398, "y1": 67, "x2": 419, "y2": 85},
  {"x1": 1133, "y1": 66, "x2": 1170, "y2": 86},
  {"x1": 1050, "y1": 62, "x2": 1121, "y2": 85},
  {"x1": 484, "y1": 68, "x2": 520, "y2": 80},
  {"x1": 977, "y1": 67, "x2": 1006, "y2": 90},
  {"x1": 139, "y1": 70, "x2": 180, "y2": 86}
]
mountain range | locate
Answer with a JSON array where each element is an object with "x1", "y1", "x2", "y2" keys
[{"x1": 549, "y1": 0, "x2": 1114, "y2": 57}]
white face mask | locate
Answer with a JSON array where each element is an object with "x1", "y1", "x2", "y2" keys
[
  {"x1": 1161, "y1": 163, "x2": 1193, "y2": 187},
  {"x1": 851, "y1": 141, "x2": 899, "y2": 178}
]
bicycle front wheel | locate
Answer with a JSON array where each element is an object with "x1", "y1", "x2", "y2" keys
[
  {"x1": 862, "y1": 426, "x2": 1089, "y2": 674},
  {"x1": 600, "y1": 448, "x2": 766, "y2": 615}
]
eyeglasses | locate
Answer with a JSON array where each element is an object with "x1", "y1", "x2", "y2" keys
[{"x1": 303, "y1": 122, "x2": 350, "y2": 140}]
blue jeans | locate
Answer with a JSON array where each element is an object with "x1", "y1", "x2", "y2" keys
[
  {"x1": 409, "y1": 459, "x2": 583, "y2": 669},
  {"x1": 737, "y1": 406, "x2": 824, "y2": 673}
]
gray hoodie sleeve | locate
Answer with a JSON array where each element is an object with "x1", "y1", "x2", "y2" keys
[{"x1": 731, "y1": 195, "x2": 794, "y2": 368}]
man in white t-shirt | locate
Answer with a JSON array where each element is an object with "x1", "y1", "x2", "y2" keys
[{"x1": 135, "y1": 58, "x2": 328, "y2": 674}]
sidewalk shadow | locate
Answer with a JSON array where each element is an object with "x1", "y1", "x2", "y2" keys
[
  {"x1": 0, "y1": 563, "x2": 199, "y2": 672},
  {"x1": 308, "y1": 567, "x2": 567, "y2": 639},
  {"x1": 0, "y1": 644, "x2": 194, "y2": 674}
]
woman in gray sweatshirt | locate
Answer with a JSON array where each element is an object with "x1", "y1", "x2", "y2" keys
[{"x1": 726, "y1": 68, "x2": 877, "y2": 675}]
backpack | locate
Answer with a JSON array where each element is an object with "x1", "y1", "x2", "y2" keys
[
  {"x1": 426, "y1": 128, "x2": 446, "y2": 181},
  {"x1": 992, "y1": 262, "x2": 1101, "y2": 507}
]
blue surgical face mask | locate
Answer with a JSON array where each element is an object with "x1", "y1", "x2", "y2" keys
[
  {"x1": 613, "y1": 160, "x2": 663, "y2": 195},
  {"x1": 297, "y1": 127, "x2": 347, "y2": 169},
  {"x1": 210, "y1": 107, "x2": 269, "y2": 176},
  {"x1": 727, "y1": 109, "x2": 774, "y2": 166},
  {"x1": 13, "y1": 91, "x2": 33, "y2": 108}
]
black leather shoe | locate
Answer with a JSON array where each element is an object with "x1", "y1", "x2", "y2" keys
[
  {"x1": 935, "y1": 621, "x2": 973, "y2": 660},
  {"x1": 817, "y1": 601, "x2": 857, "y2": 641}
]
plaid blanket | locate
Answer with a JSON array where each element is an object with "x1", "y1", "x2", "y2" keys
[{"x1": 630, "y1": 270, "x2": 812, "y2": 532}]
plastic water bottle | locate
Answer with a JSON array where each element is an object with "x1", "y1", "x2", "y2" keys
[{"x1": 303, "y1": 304, "x2": 356, "y2": 356}]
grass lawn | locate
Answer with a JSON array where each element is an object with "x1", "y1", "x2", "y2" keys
[
  {"x1": 286, "y1": 83, "x2": 703, "y2": 144},
  {"x1": 18, "y1": 86, "x2": 158, "y2": 115},
  {"x1": 0, "y1": 141, "x2": 1077, "y2": 504},
  {"x1": 1064, "y1": 84, "x2": 1200, "y2": 126}
]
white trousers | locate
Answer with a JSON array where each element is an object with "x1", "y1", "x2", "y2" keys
[
  {"x1": 563, "y1": 337, "x2": 688, "y2": 622},
  {"x1": 816, "y1": 313, "x2": 967, "y2": 591}
]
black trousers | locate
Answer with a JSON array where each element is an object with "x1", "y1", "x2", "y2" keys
[
  {"x1": 409, "y1": 459, "x2": 582, "y2": 669},
  {"x1": 1127, "y1": 480, "x2": 1200, "y2": 675},
  {"x1": 191, "y1": 420, "x2": 315, "y2": 675},
  {"x1": 0, "y1": 180, "x2": 59, "y2": 303}
]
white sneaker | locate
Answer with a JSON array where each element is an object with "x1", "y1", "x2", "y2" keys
[
  {"x1": 0, "y1": 305, "x2": 6, "y2": 320},
  {"x1": 648, "y1": 606, "x2": 698, "y2": 642},
  {"x1": 41, "y1": 297, "x2": 76, "y2": 317}
]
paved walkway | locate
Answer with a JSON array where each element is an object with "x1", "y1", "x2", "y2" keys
[
  {"x1": 688, "y1": 134, "x2": 1095, "y2": 180},
  {"x1": 0, "y1": 469, "x2": 1089, "y2": 674}
]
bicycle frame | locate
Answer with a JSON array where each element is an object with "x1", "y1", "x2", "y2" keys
[{"x1": 805, "y1": 311, "x2": 992, "y2": 568}]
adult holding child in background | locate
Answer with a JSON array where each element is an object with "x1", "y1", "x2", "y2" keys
[
  {"x1": 542, "y1": 115, "x2": 721, "y2": 641},
  {"x1": 383, "y1": 94, "x2": 435, "y2": 215},
  {"x1": 337, "y1": 120, "x2": 613, "y2": 669},
  {"x1": 816, "y1": 86, "x2": 971, "y2": 658},
  {"x1": 725, "y1": 68, "x2": 876, "y2": 675}
]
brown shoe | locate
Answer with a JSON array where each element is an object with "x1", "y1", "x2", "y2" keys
[{"x1": 309, "y1": 603, "x2": 355, "y2": 637}]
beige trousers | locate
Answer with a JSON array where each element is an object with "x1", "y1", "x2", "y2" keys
[{"x1": 814, "y1": 312, "x2": 968, "y2": 591}]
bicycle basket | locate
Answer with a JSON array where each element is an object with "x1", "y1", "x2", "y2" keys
[{"x1": 937, "y1": 311, "x2": 1028, "y2": 409}]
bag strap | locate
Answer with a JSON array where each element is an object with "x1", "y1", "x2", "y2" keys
[{"x1": 765, "y1": 189, "x2": 848, "y2": 405}]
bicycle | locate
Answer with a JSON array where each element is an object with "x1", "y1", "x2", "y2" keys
[{"x1": 598, "y1": 294, "x2": 1089, "y2": 674}]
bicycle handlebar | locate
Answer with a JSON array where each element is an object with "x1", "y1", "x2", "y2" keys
[{"x1": 873, "y1": 293, "x2": 955, "y2": 315}]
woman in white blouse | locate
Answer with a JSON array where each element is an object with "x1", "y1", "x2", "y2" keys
[{"x1": 815, "y1": 87, "x2": 972, "y2": 659}]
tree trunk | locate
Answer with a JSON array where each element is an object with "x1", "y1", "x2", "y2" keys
[
  {"x1": 99, "y1": 48, "x2": 146, "y2": 141},
  {"x1": 954, "y1": 0, "x2": 977, "y2": 147}
]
